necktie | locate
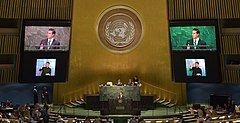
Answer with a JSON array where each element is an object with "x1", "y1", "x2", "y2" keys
[
  {"x1": 48, "y1": 39, "x2": 51, "y2": 49},
  {"x1": 194, "y1": 39, "x2": 197, "y2": 49}
]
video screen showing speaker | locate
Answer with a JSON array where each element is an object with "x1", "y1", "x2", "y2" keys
[
  {"x1": 19, "y1": 20, "x2": 71, "y2": 83},
  {"x1": 170, "y1": 20, "x2": 221, "y2": 83},
  {"x1": 169, "y1": 20, "x2": 218, "y2": 51},
  {"x1": 23, "y1": 21, "x2": 71, "y2": 51}
]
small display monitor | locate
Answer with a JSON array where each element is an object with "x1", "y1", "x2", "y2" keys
[
  {"x1": 185, "y1": 58, "x2": 206, "y2": 77},
  {"x1": 35, "y1": 59, "x2": 56, "y2": 76}
]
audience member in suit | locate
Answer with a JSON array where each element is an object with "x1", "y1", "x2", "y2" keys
[
  {"x1": 228, "y1": 100, "x2": 236, "y2": 114},
  {"x1": 41, "y1": 86, "x2": 49, "y2": 104},
  {"x1": 72, "y1": 117, "x2": 79, "y2": 123},
  {"x1": 33, "y1": 86, "x2": 38, "y2": 105},
  {"x1": 0, "y1": 112, "x2": 2, "y2": 122},
  {"x1": 216, "y1": 104, "x2": 223, "y2": 111},
  {"x1": 5, "y1": 99, "x2": 13, "y2": 108},
  {"x1": 43, "y1": 103, "x2": 49, "y2": 112},
  {"x1": 189, "y1": 62, "x2": 202, "y2": 76},
  {"x1": 205, "y1": 113, "x2": 212, "y2": 122},
  {"x1": 41, "y1": 108, "x2": 49, "y2": 123},
  {"x1": 84, "y1": 117, "x2": 91, "y2": 123},
  {"x1": 39, "y1": 28, "x2": 60, "y2": 50},
  {"x1": 223, "y1": 103, "x2": 228, "y2": 112},
  {"x1": 93, "y1": 118, "x2": 101, "y2": 123},
  {"x1": 56, "y1": 115, "x2": 64, "y2": 123},
  {"x1": 138, "y1": 116, "x2": 145, "y2": 123},
  {"x1": 186, "y1": 28, "x2": 207, "y2": 50}
]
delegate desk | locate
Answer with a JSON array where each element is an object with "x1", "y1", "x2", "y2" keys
[{"x1": 99, "y1": 85, "x2": 140, "y2": 101}]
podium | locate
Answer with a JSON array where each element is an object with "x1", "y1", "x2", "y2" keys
[
  {"x1": 103, "y1": 99, "x2": 132, "y2": 115},
  {"x1": 99, "y1": 85, "x2": 140, "y2": 101},
  {"x1": 99, "y1": 85, "x2": 141, "y2": 115},
  {"x1": 85, "y1": 95, "x2": 153, "y2": 115}
]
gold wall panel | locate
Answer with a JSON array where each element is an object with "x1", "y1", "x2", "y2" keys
[
  {"x1": 22, "y1": 0, "x2": 73, "y2": 19},
  {"x1": 0, "y1": 35, "x2": 20, "y2": 83},
  {"x1": 21, "y1": 0, "x2": 47, "y2": 19},
  {"x1": 221, "y1": 35, "x2": 240, "y2": 55},
  {"x1": 54, "y1": 0, "x2": 186, "y2": 104},
  {"x1": 45, "y1": 0, "x2": 73, "y2": 20},
  {"x1": 220, "y1": 36, "x2": 240, "y2": 83},
  {"x1": 0, "y1": 35, "x2": 19, "y2": 54},
  {"x1": 0, "y1": 0, "x2": 73, "y2": 19},
  {"x1": 0, "y1": 0, "x2": 22, "y2": 18},
  {"x1": 168, "y1": 0, "x2": 240, "y2": 20}
]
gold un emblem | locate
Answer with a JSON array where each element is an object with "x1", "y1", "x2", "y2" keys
[{"x1": 97, "y1": 6, "x2": 143, "y2": 53}]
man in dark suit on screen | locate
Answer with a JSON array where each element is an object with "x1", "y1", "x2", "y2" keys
[
  {"x1": 39, "y1": 28, "x2": 60, "y2": 50},
  {"x1": 186, "y1": 28, "x2": 207, "y2": 49}
]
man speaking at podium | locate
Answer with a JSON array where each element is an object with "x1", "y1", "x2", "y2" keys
[
  {"x1": 117, "y1": 91, "x2": 124, "y2": 103},
  {"x1": 39, "y1": 28, "x2": 60, "y2": 50},
  {"x1": 186, "y1": 28, "x2": 207, "y2": 49}
]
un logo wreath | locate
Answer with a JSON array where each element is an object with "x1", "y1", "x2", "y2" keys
[{"x1": 97, "y1": 6, "x2": 143, "y2": 53}]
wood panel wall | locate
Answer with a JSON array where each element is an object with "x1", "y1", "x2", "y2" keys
[
  {"x1": 0, "y1": 0, "x2": 72, "y2": 19},
  {"x1": 220, "y1": 35, "x2": 240, "y2": 83},
  {"x1": 168, "y1": 0, "x2": 240, "y2": 20},
  {"x1": 0, "y1": 35, "x2": 19, "y2": 83}
]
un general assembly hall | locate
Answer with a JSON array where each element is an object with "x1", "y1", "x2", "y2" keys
[{"x1": 0, "y1": 0, "x2": 240, "y2": 123}]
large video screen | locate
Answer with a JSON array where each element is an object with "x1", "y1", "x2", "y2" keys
[
  {"x1": 169, "y1": 21, "x2": 218, "y2": 51},
  {"x1": 170, "y1": 20, "x2": 221, "y2": 83},
  {"x1": 23, "y1": 21, "x2": 71, "y2": 51},
  {"x1": 24, "y1": 26, "x2": 71, "y2": 51},
  {"x1": 19, "y1": 20, "x2": 71, "y2": 83}
]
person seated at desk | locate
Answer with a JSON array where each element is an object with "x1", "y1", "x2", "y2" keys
[
  {"x1": 116, "y1": 79, "x2": 123, "y2": 86},
  {"x1": 133, "y1": 76, "x2": 139, "y2": 86},
  {"x1": 56, "y1": 115, "x2": 64, "y2": 123},
  {"x1": 128, "y1": 79, "x2": 134, "y2": 86},
  {"x1": 2, "y1": 100, "x2": 13, "y2": 108},
  {"x1": 216, "y1": 104, "x2": 223, "y2": 111}
]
